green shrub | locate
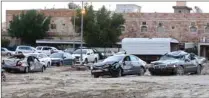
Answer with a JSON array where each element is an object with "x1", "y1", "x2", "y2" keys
[{"x1": 1, "y1": 39, "x2": 10, "y2": 47}]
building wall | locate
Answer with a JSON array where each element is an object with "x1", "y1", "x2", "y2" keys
[
  {"x1": 121, "y1": 13, "x2": 209, "y2": 43},
  {"x1": 6, "y1": 9, "x2": 76, "y2": 37}
]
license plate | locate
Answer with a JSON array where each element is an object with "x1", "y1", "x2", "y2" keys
[{"x1": 92, "y1": 70, "x2": 103, "y2": 72}]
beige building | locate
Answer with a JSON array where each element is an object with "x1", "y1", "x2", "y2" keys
[{"x1": 6, "y1": 9, "x2": 80, "y2": 41}]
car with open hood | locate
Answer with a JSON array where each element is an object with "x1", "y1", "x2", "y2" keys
[
  {"x1": 2, "y1": 54, "x2": 45, "y2": 73},
  {"x1": 148, "y1": 51, "x2": 205, "y2": 75},
  {"x1": 91, "y1": 54, "x2": 147, "y2": 78}
]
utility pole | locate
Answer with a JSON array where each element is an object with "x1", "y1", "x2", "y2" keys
[
  {"x1": 73, "y1": 1, "x2": 76, "y2": 50},
  {"x1": 80, "y1": 1, "x2": 84, "y2": 65}
]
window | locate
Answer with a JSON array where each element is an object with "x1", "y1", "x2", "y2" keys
[
  {"x1": 51, "y1": 24, "x2": 56, "y2": 29},
  {"x1": 190, "y1": 26, "x2": 197, "y2": 32},
  {"x1": 205, "y1": 23, "x2": 209, "y2": 33},
  {"x1": 172, "y1": 26, "x2": 175, "y2": 29},
  {"x1": 142, "y1": 22, "x2": 146, "y2": 25},
  {"x1": 43, "y1": 47, "x2": 52, "y2": 50},
  {"x1": 130, "y1": 56, "x2": 138, "y2": 61},
  {"x1": 1, "y1": 48, "x2": 5, "y2": 51},
  {"x1": 190, "y1": 22, "x2": 197, "y2": 32},
  {"x1": 178, "y1": 10, "x2": 182, "y2": 13},
  {"x1": 157, "y1": 23, "x2": 165, "y2": 32},
  {"x1": 141, "y1": 26, "x2": 147, "y2": 32}
]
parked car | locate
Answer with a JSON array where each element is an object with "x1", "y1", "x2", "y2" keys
[
  {"x1": 72, "y1": 49, "x2": 99, "y2": 65},
  {"x1": 50, "y1": 52, "x2": 75, "y2": 66},
  {"x1": 64, "y1": 48, "x2": 75, "y2": 54},
  {"x1": 148, "y1": 51, "x2": 205, "y2": 75},
  {"x1": 15, "y1": 45, "x2": 36, "y2": 55},
  {"x1": 35, "y1": 46, "x2": 61, "y2": 56},
  {"x1": 1, "y1": 47, "x2": 15, "y2": 56},
  {"x1": 27, "y1": 53, "x2": 51, "y2": 68},
  {"x1": 91, "y1": 54, "x2": 147, "y2": 78},
  {"x1": 2, "y1": 54, "x2": 45, "y2": 73}
]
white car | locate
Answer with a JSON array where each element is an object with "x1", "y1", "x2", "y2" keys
[
  {"x1": 27, "y1": 53, "x2": 51, "y2": 68},
  {"x1": 72, "y1": 49, "x2": 99, "y2": 65},
  {"x1": 15, "y1": 45, "x2": 36, "y2": 55},
  {"x1": 1, "y1": 47, "x2": 15, "y2": 56},
  {"x1": 35, "y1": 46, "x2": 61, "y2": 56}
]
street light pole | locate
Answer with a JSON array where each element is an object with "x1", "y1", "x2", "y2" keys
[
  {"x1": 73, "y1": 1, "x2": 76, "y2": 50},
  {"x1": 80, "y1": 1, "x2": 84, "y2": 65}
]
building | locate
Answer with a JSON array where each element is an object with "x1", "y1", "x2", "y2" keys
[
  {"x1": 6, "y1": 9, "x2": 80, "y2": 42},
  {"x1": 120, "y1": 1, "x2": 209, "y2": 43},
  {"x1": 115, "y1": 4, "x2": 141, "y2": 13}
]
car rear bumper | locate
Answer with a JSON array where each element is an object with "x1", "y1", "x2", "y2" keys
[
  {"x1": 148, "y1": 67, "x2": 176, "y2": 74},
  {"x1": 2, "y1": 65, "x2": 25, "y2": 72}
]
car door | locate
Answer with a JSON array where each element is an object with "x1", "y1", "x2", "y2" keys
[
  {"x1": 38, "y1": 54, "x2": 46, "y2": 66},
  {"x1": 89, "y1": 50, "x2": 95, "y2": 62},
  {"x1": 189, "y1": 54, "x2": 199, "y2": 72},
  {"x1": 63, "y1": 53, "x2": 70, "y2": 65},
  {"x1": 122, "y1": 56, "x2": 135, "y2": 75},
  {"x1": 34, "y1": 57, "x2": 42, "y2": 71},
  {"x1": 183, "y1": 54, "x2": 194, "y2": 73},
  {"x1": 130, "y1": 55, "x2": 142, "y2": 74}
]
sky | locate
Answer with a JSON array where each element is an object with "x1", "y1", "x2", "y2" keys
[{"x1": 2, "y1": 2, "x2": 209, "y2": 23}]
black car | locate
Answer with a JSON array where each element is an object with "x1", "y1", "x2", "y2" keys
[
  {"x1": 149, "y1": 51, "x2": 204, "y2": 75},
  {"x1": 50, "y1": 52, "x2": 75, "y2": 66},
  {"x1": 91, "y1": 54, "x2": 147, "y2": 78}
]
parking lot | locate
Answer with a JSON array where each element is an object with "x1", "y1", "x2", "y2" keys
[{"x1": 2, "y1": 63, "x2": 209, "y2": 98}]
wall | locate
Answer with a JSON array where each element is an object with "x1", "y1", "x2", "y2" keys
[{"x1": 121, "y1": 13, "x2": 209, "y2": 43}]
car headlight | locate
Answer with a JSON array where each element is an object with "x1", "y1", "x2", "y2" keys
[
  {"x1": 103, "y1": 64, "x2": 110, "y2": 68},
  {"x1": 167, "y1": 64, "x2": 176, "y2": 67}
]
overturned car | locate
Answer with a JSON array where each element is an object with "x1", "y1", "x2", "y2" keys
[
  {"x1": 2, "y1": 54, "x2": 46, "y2": 73},
  {"x1": 148, "y1": 51, "x2": 207, "y2": 75},
  {"x1": 91, "y1": 54, "x2": 147, "y2": 78}
]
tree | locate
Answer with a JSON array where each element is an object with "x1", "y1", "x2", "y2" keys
[
  {"x1": 72, "y1": 5, "x2": 125, "y2": 47},
  {"x1": 7, "y1": 10, "x2": 51, "y2": 45}
]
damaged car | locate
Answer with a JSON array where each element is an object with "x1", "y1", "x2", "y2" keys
[
  {"x1": 2, "y1": 54, "x2": 46, "y2": 73},
  {"x1": 91, "y1": 54, "x2": 147, "y2": 78},
  {"x1": 149, "y1": 51, "x2": 205, "y2": 75}
]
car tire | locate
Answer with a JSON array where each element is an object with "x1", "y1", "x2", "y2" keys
[
  {"x1": 47, "y1": 62, "x2": 50, "y2": 67},
  {"x1": 112, "y1": 68, "x2": 122, "y2": 77},
  {"x1": 138, "y1": 67, "x2": 145, "y2": 76},
  {"x1": 150, "y1": 71, "x2": 157, "y2": 76},
  {"x1": 93, "y1": 74, "x2": 99, "y2": 78},
  {"x1": 84, "y1": 59, "x2": 88, "y2": 64},
  {"x1": 7, "y1": 53, "x2": 12, "y2": 56},
  {"x1": 94, "y1": 58, "x2": 97, "y2": 63},
  {"x1": 196, "y1": 65, "x2": 202, "y2": 75},
  {"x1": 1, "y1": 73, "x2": 6, "y2": 82},
  {"x1": 176, "y1": 66, "x2": 184, "y2": 75},
  {"x1": 24, "y1": 67, "x2": 29, "y2": 73},
  {"x1": 58, "y1": 61, "x2": 63, "y2": 66},
  {"x1": 41, "y1": 66, "x2": 45, "y2": 72}
]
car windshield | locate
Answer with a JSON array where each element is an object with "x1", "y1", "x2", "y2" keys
[
  {"x1": 73, "y1": 49, "x2": 87, "y2": 54},
  {"x1": 103, "y1": 55, "x2": 124, "y2": 62},
  {"x1": 50, "y1": 53, "x2": 63, "y2": 58},
  {"x1": 36, "y1": 47, "x2": 42, "y2": 50},
  {"x1": 160, "y1": 55, "x2": 184, "y2": 60}
]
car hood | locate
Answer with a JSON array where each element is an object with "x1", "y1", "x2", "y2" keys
[
  {"x1": 151, "y1": 59, "x2": 182, "y2": 65},
  {"x1": 93, "y1": 61, "x2": 118, "y2": 67}
]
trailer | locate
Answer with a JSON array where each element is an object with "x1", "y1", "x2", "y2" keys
[{"x1": 122, "y1": 38, "x2": 179, "y2": 63}]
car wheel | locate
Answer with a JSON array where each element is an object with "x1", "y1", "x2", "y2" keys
[
  {"x1": 41, "y1": 66, "x2": 45, "y2": 72},
  {"x1": 150, "y1": 71, "x2": 157, "y2": 76},
  {"x1": 93, "y1": 74, "x2": 100, "y2": 78},
  {"x1": 112, "y1": 68, "x2": 122, "y2": 77},
  {"x1": 84, "y1": 59, "x2": 88, "y2": 64},
  {"x1": 94, "y1": 58, "x2": 97, "y2": 63},
  {"x1": 1, "y1": 73, "x2": 6, "y2": 82},
  {"x1": 176, "y1": 66, "x2": 184, "y2": 75},
  {"x1": 24, "y1": 67, "x2": 29, "y2": 73},
  {"x1": 196, "y1": 65, "x2": 202, "y2": 75},
  {"x1": 7, "y1": 53, "x2": 12, "y2": 56},
  {"x1": 138, "y1": 67, "x2": 145, "y2": 76},
  {"x1": 58, "y1": 61, "x2": 63, "y2": 66},
  {"x1": 47, "y1": 62, "x2": 50, "y2": 67}
]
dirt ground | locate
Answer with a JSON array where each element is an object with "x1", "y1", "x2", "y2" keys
[{"x1": 2, "y1": 63, "x2": 209, "y2": 98}]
